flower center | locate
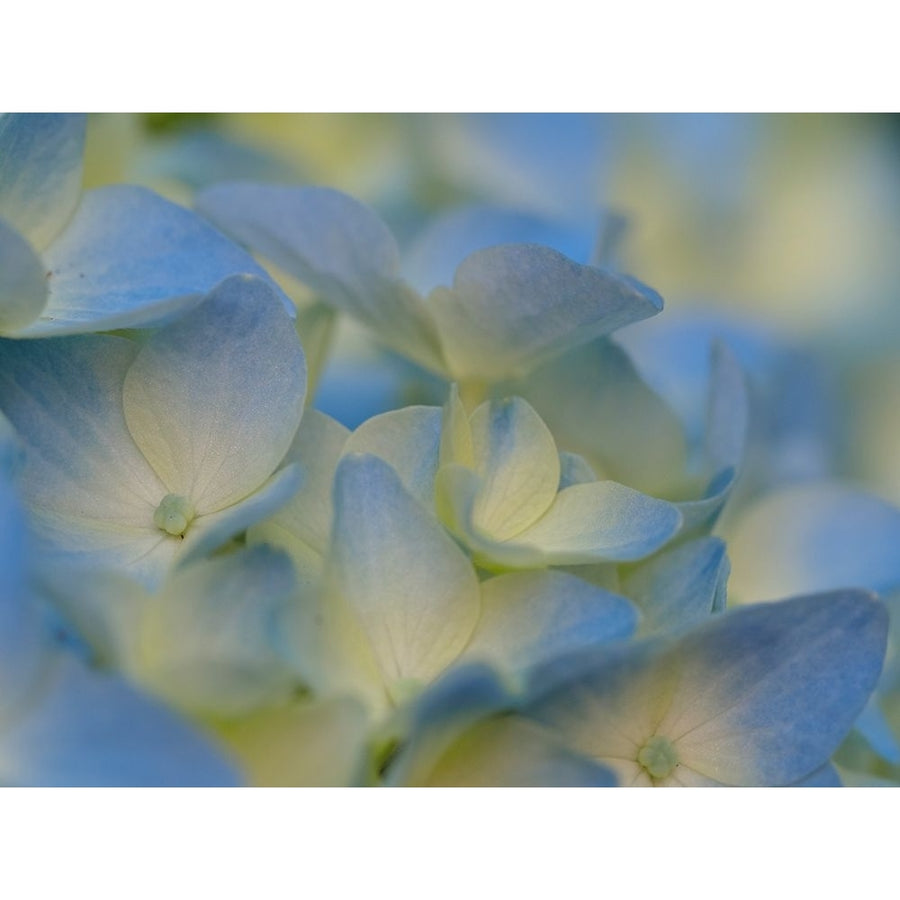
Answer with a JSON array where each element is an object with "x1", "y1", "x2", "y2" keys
[
  {"x1": 637, "y1": 735, "x2": 679, "y2": 780},
  {"x1": 153, "y1": 494, "x2": 196, "y2": 537}
]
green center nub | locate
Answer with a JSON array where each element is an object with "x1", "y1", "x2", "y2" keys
[
  {"x1": 637, "y1": 735, "x2": 679, "y2": 780},
  {"x1": 153, "y1": 494, "x2": 195, "y2": 537}
]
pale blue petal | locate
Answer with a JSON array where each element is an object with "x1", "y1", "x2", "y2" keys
[
  {"x1": 0, "y1": 656, "x2": 240, "y2": 786},
  {"x1": 558, "y1": 452, "x2": 597, "y2": 489},
  {"x1": 727, "y1": 482, "x2": 900, "y2": 603},
  {"x1": 622, "y1": 537, "x2": 730, "y2": 635},
  {"x1": 402, "y1": 205, "x2": 595, "y2": 294},
  {"x1": 196, "y1": 183, "x2": 444, "y2": 372},
  {"x1": 330, "y1": 454, "x2": 480, "y2": 690},
  {"x1": 460, "y1": 570, "x2": 638, "y2": 679},
  {"x1": 0, "y1": 113, "x2": 85, "y2": 249},
  {"x1": 705, "y1": 341, "x2": 748, "y2": 473},
  {"x1": 0, "y1": 218, "x2": 48, "y2": 334},
  {"x1": 123, "y1": 274, "x2": 306, "y2": 514},
  {"x1": 429, "y1": 244, "x2": 663, "y2": 380},
  {"x1": 18, "y1": 185, "x2": 291, "y2": 337},
  {"x1": 526, "y1": 591, "x2": 887, "y2": 786}
]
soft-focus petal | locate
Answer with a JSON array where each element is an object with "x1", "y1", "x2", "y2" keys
[
  {"x1": 19, "y1": 185, "x2": 290, "y2": 338},
  {"x1": 129, "y1": 546, "x2": 302, "y2": 717},
  {"x1": 0, "y1": 656, "x2": 240, "y2": 786},
  {"x1": 0, "y1": 218, "x2": 48, "y2": 334},
  {"x1": 0, "y1": 113, "x2": 85, "y2": 250},
  {"x1": 727, "y1": 482, "x2": 900, "y2": 604},
  {"x1": 123, "y1": 274, "x2": 306, "y2": 514},
  {"x1": 196, "y1": 183, "x2": 445, "y2": 372},
  {"x1": 411, "y1": 715, "x2": 617, "y2": 787},
  {"x1": 429, "y1": 244, "x2": 663, "y2": 380},
  {"x1": 460, "y1": 570, "x2": 638, "y2": 679},
  {"x1": 521, "y1": 337, "x2": 688, "y2": 496},
  {"x1": 329, "y1": 454, "x2": 480, "y2": 693},
  {"x1": 218, "y1": 696, "x2": 371, "y2": 787}
]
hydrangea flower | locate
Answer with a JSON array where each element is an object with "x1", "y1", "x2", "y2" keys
[
  {"x1": 0, "y1": 114, "x2": 289, "y2": 338},
  {"x1": 523, "y1": 590, "x2": 887, "y2": 786},
  {"x1": 0, "y1": 274, "x2": 306, "y2": 587},
  {"x1": 194, "y1": 184, "x2": 663, "y2": 387}
]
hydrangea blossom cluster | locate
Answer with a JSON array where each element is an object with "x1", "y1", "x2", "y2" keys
[{"x1": 0, "y1": 113, "x2": 895, "y2": 786}]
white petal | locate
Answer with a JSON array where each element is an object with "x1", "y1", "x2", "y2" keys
[
  {"x1": 123, "y1": 274, "x2": 306, "y2": 514},
  {"x1": 330, "y1": 454, "x2": 480, "y2": 690},
  {"x1": 468, "y1": 397, "x2": 560, "y2": 541}
]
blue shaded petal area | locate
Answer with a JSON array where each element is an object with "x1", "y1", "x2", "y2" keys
[
  {"x1": 19, "y1": 185, "x2": 291, "y2": 337},
  {"x1": 727, "y1": 482, "x2": 900, "y2": 604},
  {"x1": 622, "y1": 537, "x2": 730, "y2": 635},
  {"x1": 0, "y1": 656, "x2": 240, "y2": 786},
  {"x1": 526, "y1": 591, "x2": 887, "y2": 786},
  {"x1": 459, "y1": 570, "x2": 638, "y2": 680},
  {"x1": 0, "y1": 113, "x2": 85, "y2": 250}
]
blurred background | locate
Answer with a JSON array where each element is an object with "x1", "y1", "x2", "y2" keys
[{"x1": 81, "y1": 113, "x2": 900, "y2": 503}]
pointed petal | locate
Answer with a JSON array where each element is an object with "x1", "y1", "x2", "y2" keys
[
  {"x1": 0, "y1": 113, "x2": 85, "y2": 250},
  {"x1": 461, "y1": 570, "x2": 638, "y2": 679},
  {"x1": 727, "y1": 483, "x2": 900, "y2": 604},
  {"x1": 19, "y1": 185, "x2": 291, "y2": 337},
  {"x1": 342, "y1": 406, "x2": 442, "y2": 508},
  {"x1": 622, "y1": 537, "x2": 730, "y2": 635},
  {"x1": 430, "y1": 244, "x2": 663, "y2": 380},
  {"x1": 0, "y1": 219, "x2": 48, "y2": 334},
  {"x1": 196, "y1": 183, "x2": 444, "y2": 372},
  {"x1": 123, "y1": 274, "x2": 306, "y2": 514},
  {"x1": 705, "y1": 341, "x2": 748, "y2": 473},
  {"x1": 468, "y1": 397, "x2": 560, "y2": 541},
  {"x1": 130, "y1": 545, "x2": 302, "y2": 717},
  {"x1": 0, "y1": 656, "x2": 240, "y2": 786},
  {"x1": 330, "y1": 454, "x2": 480, "y2": 690}
]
